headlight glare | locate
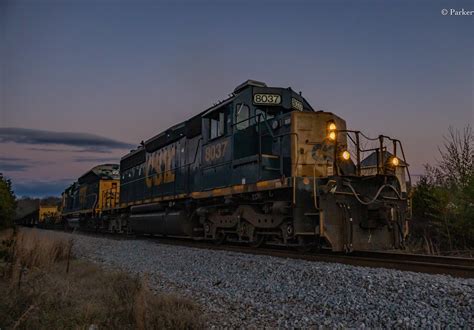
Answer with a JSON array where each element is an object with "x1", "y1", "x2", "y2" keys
[{"x1": 342, "y1": 151, "x2": 350, "y2": 160}]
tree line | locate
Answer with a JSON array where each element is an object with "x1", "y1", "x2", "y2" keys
[{"x1": 411, "y1": 126, "x2": 473, "y2": 254}]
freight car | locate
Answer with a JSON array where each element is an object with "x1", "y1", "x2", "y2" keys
[
  {"x1": 15, "y1": 202, "x2": 60, "y2": 227},
  {"x1": 61, "y1": 80, "x2": 411, "y2": 252}
]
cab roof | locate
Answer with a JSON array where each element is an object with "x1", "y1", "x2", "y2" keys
[{"x1": 78, "y1": 164, "x2": 120, "y2": 183}]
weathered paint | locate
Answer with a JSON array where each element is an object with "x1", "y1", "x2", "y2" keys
[
  {"x1": 120, "y1": 178, "x2": 290, "y2": 207},
  {"x1": 38, "y1": 206, "x2": 59, "y2": 223},
  {"x1": 145, "y1": 144, "x2": 177, "y2": 188},
  {"x1": 290, "y1": 111, "x2": 347, "y2": 177},
  {"x1": 99, "y1": 180, "x2": 120, "y2": 210}
]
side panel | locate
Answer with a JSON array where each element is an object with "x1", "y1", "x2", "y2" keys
[
  {"x1": 78, "y1": 180, "x2": 99, "y2": 211},
  {"x1": 201, "y1": 136, "x2": 232, "y2": 189},
  {"x1": 145, "y1": 142, "x2": 178, "y2": 197},
  {"x1": 187, "y1": 135, "x2": 202, "y2": 194}
]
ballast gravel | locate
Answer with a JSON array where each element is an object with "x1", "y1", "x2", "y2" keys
[{"x1": 58, "y1": 231, "x2": 472, "y2": 328}]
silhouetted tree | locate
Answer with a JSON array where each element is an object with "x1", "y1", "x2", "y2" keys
[
  {"x1": 438, "y1": 126, "x2": 473, "y2": 188},
  {"x1": 0, "y1": 173, "x2": 17, "y2": 228}
]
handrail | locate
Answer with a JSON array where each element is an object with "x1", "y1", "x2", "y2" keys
[
  {"x1": 335, "y1": 129, "x2": 410, "y2": 181},
  {"x1": 397, "y1": 140, "x2": 412, "y2": 188}
]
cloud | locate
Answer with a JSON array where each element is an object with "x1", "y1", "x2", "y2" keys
[
  {"x1": 0, "y1": 157, "x2": 26, "y2": 162},
  {"x1": 11, "y1": 178, "x2": 74, "y2": 198},
  {"x1": 0, "y1": 127, "x2": 134, "y2": 152},
  {"x1": 0, "y1": 157, "x2": 31, "y2": 172},
  {"x1": 0, "y1": 162, "x2": 30, "y2": 172},
  {"x1": 28, "y1": 147, "x2": 114, "y2": 154},
  {"x1": 73, "y1": 157, "x2": 119, "y2": 163}
]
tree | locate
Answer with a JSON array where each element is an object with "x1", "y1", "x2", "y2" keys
[
  {"x1": 0, "y1": 173, "x2": 17, "y2": 228},
  {"x1": 411, "y1": 125, "x2": 474, "y2": 253},
  {"x1": 437, "y1": 125, "x2": 473, "y2": 188}
]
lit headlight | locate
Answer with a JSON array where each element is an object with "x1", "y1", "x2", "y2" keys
[
  {"x1": 342, "y1": 151, "x2": 350, "y2": 160},
  {"x1": 327, "y1": 121, "x2": 337, "y2": 140},
  {"x1": 391, "y1": 157, "x2": 400, "y2": 166}
]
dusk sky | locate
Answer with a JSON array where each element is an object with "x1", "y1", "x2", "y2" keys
[{"x1": 1, "y1": 0, "x2": 473, "y2": 197}]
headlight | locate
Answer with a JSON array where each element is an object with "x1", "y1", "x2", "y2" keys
[
  {"x1": 341, "y1": 151, "x2": 350, "y2": 160},
  {"x1": 391, "y1": 157, "x2": 400, "y2": 166},
  {"x1": 327, "y1": 121, "x2": 337, "y2": 140}
]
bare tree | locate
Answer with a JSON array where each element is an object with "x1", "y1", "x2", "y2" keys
[{"x1": 437, "y1": 125, "x2": 473, "y2": 188}]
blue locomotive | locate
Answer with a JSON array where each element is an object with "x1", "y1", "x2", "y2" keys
[{"x1": 62, "y1": 80, "x2": 411, "y2": 251}]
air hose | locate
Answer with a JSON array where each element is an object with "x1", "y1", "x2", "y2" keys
[{"x1": 343, "y1": 181, "x2": 403, "y2": 205}]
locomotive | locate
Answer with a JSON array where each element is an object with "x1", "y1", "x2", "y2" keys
[{"x1": 61, "y1": 80, "x2": 411, "y2": 252}]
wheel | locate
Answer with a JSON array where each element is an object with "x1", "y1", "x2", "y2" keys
[
  {"x1": 249, "y1": 234, "x2": 265, "y2": 248},
  {"x1": 297, "y1": 236, "x2": 315, "y2": 253},
  {"x1": 214, "y1": 231, "x2": 226, "y2": 245}
]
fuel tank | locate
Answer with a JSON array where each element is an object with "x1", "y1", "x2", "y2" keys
[
  {"x1": 129, "y1": 203, "x2": 195, "y2": 236},
  {"x1": 66, "y1": 217, "x2": 80, "y2": 229}
]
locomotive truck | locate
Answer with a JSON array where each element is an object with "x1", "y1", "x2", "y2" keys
[{"x1": 61, "y1": 80, "x2": 411, "y2": 252}]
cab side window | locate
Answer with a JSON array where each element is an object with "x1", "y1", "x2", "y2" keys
[
  {"x1": 235, "y1": 103, "x2": 250, "y2": 130},
  {"x1": 209, "y1": 110, "x2": 225, "y2": 139},
  {"x1": 256, "y1": 108, "x2": 275, "y2": 123}
]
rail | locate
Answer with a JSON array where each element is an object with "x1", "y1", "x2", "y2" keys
[
  {"x1": 139, "y1": 237, "x2": 474, "y2": 278},
  {"x1": 62, "y1": 230, "x2": 474, "y2": 279}
]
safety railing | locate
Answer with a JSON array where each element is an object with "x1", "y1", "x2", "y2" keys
[
  {"x1": 334, "y1": 129, "x2": 412, "y2": 186},
  {"x1": 232, "y1": 112, "x2": 280, "y2": 180}
]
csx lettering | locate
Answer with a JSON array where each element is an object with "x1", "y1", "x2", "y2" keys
[
  {"x1": 145, "y1": 145, "x2": 176, "y2": 188},
  {"x1": 204, "y1": 141, "x2": 228, "y2": 163}
]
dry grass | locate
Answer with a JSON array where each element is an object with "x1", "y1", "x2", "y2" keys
[
  {"x1": 0, "y1": 228, "x2": 205, "y2": 329},
  {"x1": 0, "y1": 228, "x2": 72, "y2": 280}
]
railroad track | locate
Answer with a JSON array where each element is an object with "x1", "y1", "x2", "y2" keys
[
  {"x1": 131, "y1": 235, "x2": 474, "y2": 278},
  {"x1": 37, "y1": 226, "x2": 474, "y2": 278}
]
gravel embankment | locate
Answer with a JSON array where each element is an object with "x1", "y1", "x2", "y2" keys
[{"x1": 58, "y1": 231, "x2": 472, "y2": 328}]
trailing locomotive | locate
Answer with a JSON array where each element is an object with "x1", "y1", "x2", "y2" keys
[
  {"x1": 61, "y1": 164, "x2": 120, "y2": 229},
  {"x1": 61, "y1": 80, "x2": 411, "y2": 252}
]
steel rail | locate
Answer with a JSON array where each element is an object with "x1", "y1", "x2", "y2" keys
[
  {"x1": 36, "y1": 227, "x2": 474, "y2": 279},
  {"x1": 133, "y1": 234, "x2": 474, "y2": 279}
]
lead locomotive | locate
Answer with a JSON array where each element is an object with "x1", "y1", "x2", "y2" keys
[{"x1": 61, "y1": 80, "x2": 411, "y2": 252}]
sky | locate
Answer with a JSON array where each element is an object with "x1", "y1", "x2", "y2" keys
[{"x1": 0, "y1": 0, "x2": 473, "y2": 197}]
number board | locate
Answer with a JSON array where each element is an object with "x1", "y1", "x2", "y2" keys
[
  {"x1": 253, "y1": 94, "x2": 281, "y2": 105},
  {"x1": 202, "y1": 137, "x2": 231, "y2": 166},
  {"x1": 291, "y1": 98, "x2": 303, "y2": 111}
]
